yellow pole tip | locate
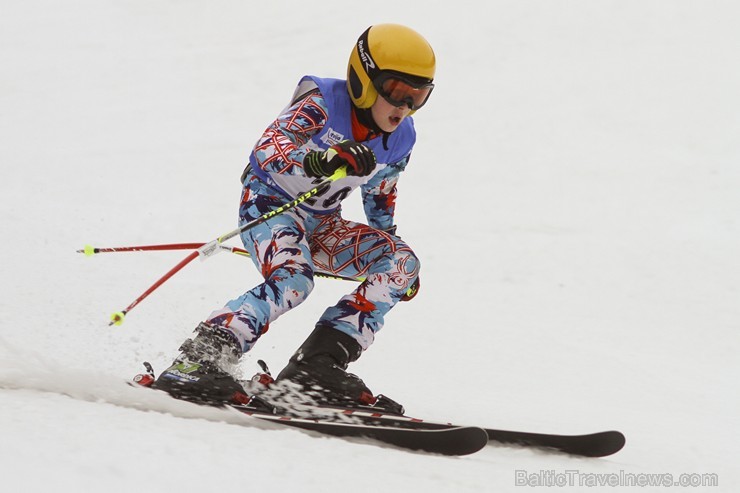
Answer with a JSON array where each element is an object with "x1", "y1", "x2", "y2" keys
[
  {"x1": 83, "y1": 245, "x2": 96, "y2": 257},
  {"x1": 110, "y1": 311, "x2": 125, "y2": 326}
]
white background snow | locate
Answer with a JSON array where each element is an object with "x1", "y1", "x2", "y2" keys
[{"x1": 1, "y1": 1, "x2": 738, "y2": 492}]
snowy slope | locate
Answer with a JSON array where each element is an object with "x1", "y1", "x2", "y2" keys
[{"x1": 1, "y1": 1, "x2": 738, "y2": 491}]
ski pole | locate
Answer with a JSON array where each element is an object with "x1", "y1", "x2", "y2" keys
[
  {"x1": 77, "y1": 243, "x2": 205, "y2": 255},
  {"x1": 196, "y1": 167, "x2": 347, "y2": 260},
  {"x1": 78, "y1": 242, "x2": 252, "y2": 258},
  {"x1": 107, "y1": 167, "x2": 348, "y2": 326},
  {"x1": 109, "y1": 250, "x2": 200, "y2": 326},
  {"x1": 80, "y1": 241, "x2": 364, "y2": 282}
]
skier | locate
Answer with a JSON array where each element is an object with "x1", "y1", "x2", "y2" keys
[{"x1": 153, "y1": 24, "x2": 436, "y2": 410}]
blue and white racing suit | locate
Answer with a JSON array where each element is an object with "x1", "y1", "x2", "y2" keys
[{"x1": 207, "y1": 76, "x2": 420, "y2": 353}]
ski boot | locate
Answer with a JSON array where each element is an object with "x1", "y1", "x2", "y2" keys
[
  {"x1": 152, "y1": 322, "x2": 249, "y2": 405},
  {"x1": 276, "y1": 325, "x2": 405, "y2": 415}
]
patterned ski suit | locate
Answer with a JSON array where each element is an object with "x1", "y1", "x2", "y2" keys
[{"x1": 207, "y1": 76, "x2": 420, "y2": 353}]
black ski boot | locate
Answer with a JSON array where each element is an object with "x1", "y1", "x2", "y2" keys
[
  {"x1": 276, "y1": 325, "x2": 404, "y2": 414},
  {"x1": 153, "y1": 322, "x2": 248, "y2": 404}
]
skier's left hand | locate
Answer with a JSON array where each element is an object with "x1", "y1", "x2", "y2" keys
[{"x1": 401, "y1": 276, "x2": 420, "y2": 302}]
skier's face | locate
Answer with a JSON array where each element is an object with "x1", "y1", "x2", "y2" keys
[{"x1": 371, "y1": 96, "x2": 412, "y2": 133}]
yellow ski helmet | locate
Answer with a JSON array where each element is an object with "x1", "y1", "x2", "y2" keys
[{"x1": 347, "y1": 24, "x2": 436, "y2": 109}]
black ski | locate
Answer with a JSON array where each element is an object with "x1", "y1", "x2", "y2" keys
[
  {"x1": 238, "y1": 404, "x2": 626, "y2": 457},
  {"x1": 131, "y1": 368, "x2": 487, "y2": 455},
  {"x1": 326, "y1": 408, "x2": 626, "y2": 457},
  {"x1": 248, "y1": 413, "x2": 489, "y2": 456},
  {"x1": 482, "y1": 428, "x2": 625, "y2": 457},
  {"x1": 132, "y1": 364, "x2": 624, "y2": 457}
]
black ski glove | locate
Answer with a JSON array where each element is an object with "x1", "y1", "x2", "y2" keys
[{"x1": 304, "y1": 140, "x2": 377, "y2": 178}]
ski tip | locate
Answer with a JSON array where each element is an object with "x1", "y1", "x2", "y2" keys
[
  {"x1": 451, "y1": 426, "x2": 490, "y2": 456},
  {"x1": 561, "y1": 430, "x2": 627, "y2": 458},
  {"x1": 484, "y1": 428, "x2": 627, "y2": 458},
  {"x1": 394, "y1": 425, "x2": 489, "y2": 456},
  {"x1": 593, "y1": 430, "x2": 626, "y2": 457}
]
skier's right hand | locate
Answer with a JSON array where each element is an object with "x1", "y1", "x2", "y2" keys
[{"x1": 304, "y1": 140, "x2": 377, "y2": 178}]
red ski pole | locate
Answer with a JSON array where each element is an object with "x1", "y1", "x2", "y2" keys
[
  {"x1": 109, "y1": 251, "x2": 199, "y2": 326},
  {"x1": 105, "y1": 167, "x2": 348, "y2": 326},
  {"x1": 80, "y1": 241, "x2": 364, "y2": 282},
  {"x1": 78, "y1": 243, "x2": 205, "y2": 255},
  {"x1": 78, "y1": 242, "x2": 254, "y2": 257}
]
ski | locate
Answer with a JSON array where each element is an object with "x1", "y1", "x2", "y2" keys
[
  {"x1": 235, "y1": 403, "x2": 625, "y2": 458},
  {"x1": 483, "y1": 428, "x2": 625, "y2": 457},
  {"x1": 321, "y1": 407, "x2": 626, "y2": 457},
  {"x1": 247, "y1": 413, "x2": 489, "y2": 456},
  {"x1": 131, "y1": 369, "x2": 487, "y2": 455},
  {"x1": 132, "y1": 365, "x2": 624, "y2": 457}
]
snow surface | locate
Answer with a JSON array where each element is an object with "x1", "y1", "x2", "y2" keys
[{"x1": 1, "y1": 1, "x2": 739, "y2": 492}]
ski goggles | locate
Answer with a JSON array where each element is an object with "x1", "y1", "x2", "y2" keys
[{"x1": 373, "y1": 72, "x2": 434, "y2": 111}]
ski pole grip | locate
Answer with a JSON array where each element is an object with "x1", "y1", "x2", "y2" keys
[{"x1": 329, "y1": 166, "x2": 348, "y2": 181}]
